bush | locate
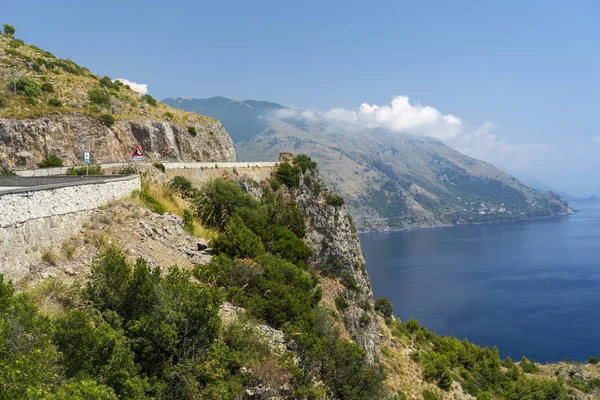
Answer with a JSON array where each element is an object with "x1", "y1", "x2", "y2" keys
[
  {"x1": 588, "y1": 356, "x2": 599, "y2": 364},
  {"x1": 99, "y1": 76, "x2": 119, "y2": 90},
  {"x1": 88, "y1": 87, "x2": 110, "y2": 107},
  {"x1": 0, "y1": 167, "x2": 16, "y2": 176},
  {"x1": 135, "y1": 188, "x2": 167, "y2": 215},
  {"x1": 274, "y1": 162, "x2": 301, "y2": 188},
  {"x1": 47, "y1": 97, "x2": 62, "y2": 107},
  {"x1": 25, "y1": 96, "x2": 36, "y2": 105},
  {"x1": 194, "y1": 178, "x2": 258, "y2": 229},
  {"x1": 41, "y1": 82, "x2": 54, "y2": 93},
  {"x1": 423, "y1": 390, "x2": 439, "y2": 400},
  {"x1": 164, "y1": 111, "x2": 174, "y2": 119},
  {"x1": 152, "y1": 162, "x2": 166, "y2": 173},
  {"x1": 335, "y1": 296, "x2": 349, "y2": 311},
  {"x1": 0, "y1": 96, "x2": 5, "y2": 108},
  {"x1": 210, "y1": 215, "x2": 265, "y2": 259},
  {"x1": 38, "y1": 154, "x2": 63, "y2": 168},
  {"x1": 520, "y1": 356, "x2": 540, "y2": 373},
  {"x1": 271, "y1": 227, "x2": 312, "y2": 267},
  {"x1": 293, "y1": 154, "x2": 317, "y2": 173},
  {"x1": 66, "y1": 165, "x2": 102, "y2": 175},
  {"x1": 99, "y1": 114, "x2": 115, "y2": 127},
  {"x1": 117, "y1": 164, "x2": 138, "y2": 175},
  {"x1": 3, "y1": 23, "x2": 15, "y2": 36},
  {"x1": 142, "y1": 94, "x2": 157, "y2": 107},
  {"x1": 16, "y1": 76, "x2": 41, "y2": 97},
  {"x1": 374, "y1": 297, "x2": 394, "y2": 319},
  {"x1": 183, "y1": 209, "x2": 194, "y2": 235},
  {"x1": 325, "y1": 192, "x2": 345, "y2": 207},
  {"x1": 187, "y1": 126, "x2": 197, "y2": 136},
  {"x1": 169, "y1": 175, "x2": 193, "y2": 196}
]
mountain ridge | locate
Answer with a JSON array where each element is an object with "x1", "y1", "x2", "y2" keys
[{"x1": 163, "y1": 96, "x2": 574, "y2": 231}]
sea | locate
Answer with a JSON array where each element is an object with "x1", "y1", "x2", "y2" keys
[{"x1": 360, "y1": 202, "x2": 600, "y2": 363}]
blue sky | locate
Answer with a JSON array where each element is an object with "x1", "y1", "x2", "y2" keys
[{"x1": 5, "y1": 1, "x2": 600, "y2": 194}]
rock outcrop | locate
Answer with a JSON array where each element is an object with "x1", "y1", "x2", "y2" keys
[{"x1": 0, "y1": 114, "x2": 235, "y2": 169}]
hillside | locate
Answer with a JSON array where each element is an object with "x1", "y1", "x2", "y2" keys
[
  {"x1": 164, "y1": 96, "x2": 573, "y2": 231},
  {"x1": 0, "y1": 34, "x2": 234, "y2": 169}
]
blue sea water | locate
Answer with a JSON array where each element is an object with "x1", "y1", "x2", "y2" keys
[{"x1": 360, "y1": 203, "x2": 600, "y2": 363}]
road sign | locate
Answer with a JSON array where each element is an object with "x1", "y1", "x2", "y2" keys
[
  {"x1": 131, "y1": 145, "x2": 144, "y2": 161},
  {"x1": 84, "y1": 152, "x2": 90, "y2": 164}
]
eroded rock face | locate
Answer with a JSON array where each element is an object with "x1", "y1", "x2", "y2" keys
[
  {"x1": 0, "y1": 114, "x2": 235, "y2": 169},
  {"x1": 292, "y1": 171, "x2": 381, "y2": 362}
]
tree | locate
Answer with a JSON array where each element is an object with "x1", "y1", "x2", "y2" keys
[
  {"x1": 293, "y1": 154, "x2": 317, "y2": 173},
  {"x1": 3, "y1": 24, "x2": 15, "y2": 36},
  {"x1": 374, "y1": 297, "x2": 394, "y2": 319},
  {"x1": 274, "y1": 162, "x2": 300, "y2": 188},
  {"x1": 211, "y1": 215, "x2": 265, "y2": 259}
]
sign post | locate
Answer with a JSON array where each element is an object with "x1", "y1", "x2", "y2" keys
[
  {"x1": 131, "y1": 145, "x2": 144, "y2": 162},
  {"x1": 83, "y1": 151, "x2": 90, "y2": 176}
]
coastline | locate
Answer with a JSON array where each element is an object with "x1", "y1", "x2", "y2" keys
[{"x1": 356, "y1": 209, "x2": 575, "y2": 235}]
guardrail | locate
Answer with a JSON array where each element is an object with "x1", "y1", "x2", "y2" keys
[{"x1": 13, "y1": 161, "x2": 279, "y2": 177}]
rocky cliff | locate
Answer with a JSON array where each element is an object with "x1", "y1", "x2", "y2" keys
[
  {"x1": 0, "y1": 34, "x2": 235, "y2": 169},
  {"x1": 0, "y1": 114, "x2": 235, "y2": 169}
]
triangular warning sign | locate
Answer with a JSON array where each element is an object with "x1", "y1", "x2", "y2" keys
[{"x1": 131, "y1": 145, "x2": 144, "y2": 157}]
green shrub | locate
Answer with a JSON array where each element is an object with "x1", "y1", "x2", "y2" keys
[
  {"x1": 52, "y1": 58, "x2": 85, "y2": 75},
  {"x1": 99, "y1": 76, "x2": 118, "y2": 90},
  {"x1": 134, "y1": 188, "x2": 167, "y2": 215},
  {"x1": 66, "y1": 165, "x2": 102, "y2": 175},
  {"x1": 588, "y1": 356, "x2": 599, "y2": 364},
  {"x1": 187, "y1": 126, "x2": 197, "y2": 136},
  {"x1": 274, "y1": 162, "x2": 301, "y2": 188},
  {"x1": 325, "y1": 192, "x2": 345, "y2": 207},
  {"x1": 0, "y1": 96, "x2": 5, "y2": 108},
  {"x1": 423, "y1": 390, "x2": 439, "y2": 400},
  {"x1": 7, "y1": 38, "x2": 23, "y2": 48},
  {"x1": 152, "y1": 162, "x2": 166, "y2": 173},
  {"x1": 40, "y1": 82, "x2": 54, "y2": 93},
  {"x1": 16, "y1": 77, "x2": 41, "y2": 97},
  {"x1": 38, "y1": 154, "x2": 63, "y2": 168},
  {"x1": 52, "y1": 379, "x2": 118, "y2": 400},
  {"x1": 88, "y1": 87, "x2": 110, "y2": 107},
  {"x1": 293, "y1": 154, "x2": 317, "y2": 173},
  {"x1": 99, "y1": 113, "x2": 115, "y2": 127},
  {"x1": 3, "y1": 23, "x2": 16, "y2": 36},
  {"x1": 117, "y1": 164, "x2": 138, "y2": 175},
  {"x1": 271, "y1": 227, "x2": 312, "y2": 267},
  {"x1": 194, "y1": 178, "x2": 258, "y2": 229},
  {"x1": 359, "y1": 311, "x2": 371, "y2": 326},
  {"x1": 142, "y1": 94, "x2": 157, "y2": 107},
  {"x1": 169, "y1": 175, "x2": 193, "y2": 196},
  {"x1": 374, "y1": 297, "x2": 394, "y2": 319},
  {"x1": 210, "y1": 215, "x2": 265, "y2": 259},
  {"x1": 47, "y1": 97, "x2": 62, "y2": 107},
  {"x1": 0, "y1": 167, "x2": 16, "y2": 176},
  {"x1": 25, "y1": 96, "x2": 36, "y2": 105},
  {"x1": 183, "y1": 209, "x2": 194, "y2": 235},
  {"x1": 520, "y1": 356, "x2": 540, "y2": 373},
  {"x1": 164, "y1": 111, "x2": 174, "y2": 119},
  {"x1": 335, "y1": 296, "x2": 349, "y2": 311}
]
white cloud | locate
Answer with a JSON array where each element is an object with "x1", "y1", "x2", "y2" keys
[
  {"x1": 592, "y1": 135, "x2": 600, "y2": 143},
  {"x1": 114, "y1": 78, "x2": 148, "y2": 95},
  {"x1": 275, "y1": 96, "x2": 462, "y2": 140}
]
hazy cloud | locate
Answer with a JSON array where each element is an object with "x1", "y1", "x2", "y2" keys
[
  {"x1": 592, "y1": 135, "x2": 600, "y2": 143},
  {"x1": 114, "y1": 78, "x2": 148, "y2": 95}
]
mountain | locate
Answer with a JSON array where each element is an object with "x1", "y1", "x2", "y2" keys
[
  {"x1": 163, "y1": 96, "x2": 573, "y2": 231},
  {"x1": 0, "y1": 36, "x2": 235, "y2": 169}
]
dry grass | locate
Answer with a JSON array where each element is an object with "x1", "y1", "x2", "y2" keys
[
  {"x1": 41, "y1": 248, "x2": 58, "y2": 266},
  {"x1": 28, "y1": 278, "x2": 81, "y2": 317},
  {"x1": 139, "y1": 179, "x2": 219, "y2": 241},
  {"x1": 60, "y1": 238, "x2": 79, "y2": 260}
]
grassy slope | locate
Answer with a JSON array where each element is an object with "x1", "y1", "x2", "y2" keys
[{"x1": 0, "y1": 33, "x2": 215, "y2": 125}]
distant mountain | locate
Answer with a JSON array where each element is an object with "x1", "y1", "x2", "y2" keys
[
  {"x1": 163, "y1": 96, "x2": 573, "y2": 231},
  {"x1": 511, "y1": 172, "x2": 598, "y2": 203}
]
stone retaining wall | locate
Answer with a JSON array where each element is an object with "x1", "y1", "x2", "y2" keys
[{"x1": 0, "y1": 175, "x2": 140, "y2": 282}]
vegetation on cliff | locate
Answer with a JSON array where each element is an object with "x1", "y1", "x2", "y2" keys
[{"x1": 0, "y1": 26, "x2": 215, "y2": 126}]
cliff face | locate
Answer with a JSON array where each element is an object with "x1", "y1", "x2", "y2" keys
[
  {"x1": 0, "y1": 114, "x2": 235, "y2": 169},
  {"x1": 290, "y1": 167, "x2": 381, "y2": 361}
]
